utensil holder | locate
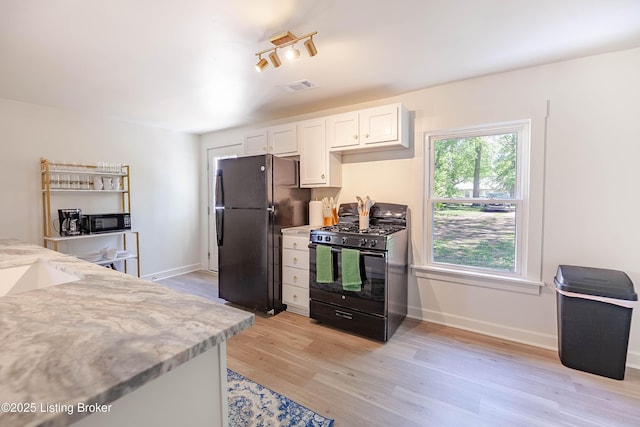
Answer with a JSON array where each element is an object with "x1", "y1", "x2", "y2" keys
[{"x1": 359, "y1": 215, "x2": 369, "y2": 230}]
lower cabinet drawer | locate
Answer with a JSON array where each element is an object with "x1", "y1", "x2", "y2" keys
[
  {"x1": 284, "y1": 235, "x2": 309, "y2": 250},
  {"x1": 282, "y1": 284, "x2": 309, "y2": 308},
  {"x1": 282, "y1": 266, "x2": 309, "y2": 287},
  {"x1": 283, "y1": 249, "x2": 309, "y2": 268}
]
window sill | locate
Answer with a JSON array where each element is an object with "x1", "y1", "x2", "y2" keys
[{"x1": 411, "y1": 264, "x2": 545, "y2": 295}]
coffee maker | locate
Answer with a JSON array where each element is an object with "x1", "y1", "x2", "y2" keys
[{"x1": 58, "y1": 209, "x2": 82, "y2": 236}]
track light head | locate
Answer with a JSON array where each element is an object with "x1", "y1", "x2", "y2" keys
[
  {"x1": 269, "y1": 50, "x2": 281, "y2": 68},
  {"x1": 304, "y1": 37, "x2": 317, "y2": 57},
  {"x1": 285, "y1": 45, "x2": 300, "y2": 61},
  {"x1": 255, "y1": 57, "x2": 268, "y2": 72}
]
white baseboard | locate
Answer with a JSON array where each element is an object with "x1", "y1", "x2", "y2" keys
[
  {"x1": 407, "y1": 304, "x2": 557, "y2": 351},
  {"x1": 407, "y1": 304, "x2": 640, "y2": 370},
  {"x1": 628, "y1": 352, "x2": 640, "y2": 369},
  {"x1": 141, "y1": 263, "x2": 203, "y2": 282}
]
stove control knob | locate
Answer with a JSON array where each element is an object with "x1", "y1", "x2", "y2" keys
[
  {"x1": 325, "y1": 236, "x2": 331, "y2": 242},
  {"x1": 342, "y1": 237, "x2": 348, "y2": 244},
  {"x1": 370, "y1": 240, "x2": 377, "y2": 247},
  {"x1": 360, "y1": 238, "x2": 368, "y2": 246}
]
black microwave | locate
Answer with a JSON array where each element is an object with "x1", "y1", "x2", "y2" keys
[{"x1": 81, "y1": 213, "x2": 131, "y2": 234}]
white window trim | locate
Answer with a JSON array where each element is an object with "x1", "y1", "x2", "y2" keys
[{"x1": 415, "y1": 119, "x2": 544, "y2": 294}]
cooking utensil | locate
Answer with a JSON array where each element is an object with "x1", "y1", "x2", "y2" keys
[{"x1": 322, "y1": 197, "x2": 332, "y2": 226}]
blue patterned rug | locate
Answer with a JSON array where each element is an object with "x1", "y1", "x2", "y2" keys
[{"x1": 227, "y1": 369, "x2": 334, "y2": 427}]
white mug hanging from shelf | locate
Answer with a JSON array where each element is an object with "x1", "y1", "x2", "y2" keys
[
  {"x1": 61, "y1": 174, "x2": 71, "y2": 189},
  {"x1": 50, "y1": 174, "x2": 60, "y2": 189}
]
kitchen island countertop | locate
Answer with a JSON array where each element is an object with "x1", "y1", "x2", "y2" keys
[{"x1": 0, "y1": 239, "x2": 254, "y2": 427}]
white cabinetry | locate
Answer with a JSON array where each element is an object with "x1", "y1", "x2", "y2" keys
[
  {"x1": 327, "y1": 103, "x2": 408, "y2": 152},
  {"x1": 299, "y1": 118, "x2": 342, "y2": 188},
  {"x1": 281, "y1": 229, "x2": 310, "y2": 316},
  {"x1": 243, "y1": 129, "x2": 267, "y2": 155},
  {"x1": 243, "y1": 123, "x2": 298, "y2": 156}
]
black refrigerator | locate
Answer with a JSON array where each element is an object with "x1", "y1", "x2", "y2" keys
[{"x1": 215, "y1": 154, "x2": 310, "y2": 313}]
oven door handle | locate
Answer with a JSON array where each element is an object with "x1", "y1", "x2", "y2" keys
[
  {"x1": 309, "y1": 243, "x2": 386, "y2": 258},
  {"x1": 330, "y1": 247, "x2": 386, "y2": 258}
]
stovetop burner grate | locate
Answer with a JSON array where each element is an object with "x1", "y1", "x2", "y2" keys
[{"x1": 317, "y1": 223, "x2": 405, "y2": 236}]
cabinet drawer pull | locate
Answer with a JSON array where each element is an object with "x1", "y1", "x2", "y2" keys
[
  {"x1": 321, "y1": 174, "x2": 325, "y2": 179},
  {"x1": 293, "y1": 242, "x2": 297, "y2": 248},
  {"x1": 293, "y1": 275, "x2": 298, "y2": 282},
  {"x1": 353, "y1": 134, "x2": 358, "y2": 139},
  {"x1": 335, "y1": 310, "x2": 353, "y2": 320},
  {"x1": 364, "y1": 133, "x2": 369, "y2": 138},
  {"x1": 293, "y1": 257, "x2": 298, "y2": 264}
]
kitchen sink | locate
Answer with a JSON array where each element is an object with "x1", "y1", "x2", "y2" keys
[{"x1": 0, "y1": 259, "x2": 81, "y2": 297}]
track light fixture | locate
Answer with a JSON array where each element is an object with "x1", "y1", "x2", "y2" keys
[
  {"x1": 268, "y1": 50, "x2": 281, "y2": 68},
  {"x1": 285, "y1": 45, "x2": 300, "y2": 61},
  {"x1": 255, "y1": 56, "x2": 268, "y2": 72},
  {"x1": 304, "y1": 36, "x2": 317, "y2": 57},
  {"x1": 254, "y1": 31, "x2": 318, "y2": 72}
]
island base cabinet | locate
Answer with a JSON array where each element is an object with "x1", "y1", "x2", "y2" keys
[{"x1": 73, "y1": 343, "x2": 228, "y2": 427}]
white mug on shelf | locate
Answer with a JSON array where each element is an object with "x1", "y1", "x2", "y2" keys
[
  {"x1": 103, "y1": 177, "x2": 113, "y2": 190},
  {"x1": 92, "y1": 176, "x2": 103, "y2": 190}
]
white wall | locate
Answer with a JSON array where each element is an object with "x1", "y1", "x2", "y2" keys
[
  {"x1": 0, "y1": 99, "x2": 201, "y2": 279},
  {"x1": 199, "y1": 47, "x2": 640, "y2": 368}
]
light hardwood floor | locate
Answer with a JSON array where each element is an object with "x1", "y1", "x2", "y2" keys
[{"x1": 158, "y1": 271, "x2": 640, "y2": 427}]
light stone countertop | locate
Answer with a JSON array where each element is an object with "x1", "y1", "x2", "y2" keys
[
  {"x1": 281, "y1": 225, "x2": 313, "y2": 236},
  {"x1": 0, "y1": 239, "x2": 254, "y2": 427}
]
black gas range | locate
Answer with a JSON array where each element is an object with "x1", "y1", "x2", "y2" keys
[
  {"x1": 308, "y1": 202, "x2": 408, "y2": 341},
  {"x1": 310, "y1": 223, "x2": 405, "y2": 251}
]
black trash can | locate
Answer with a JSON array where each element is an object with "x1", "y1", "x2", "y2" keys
[{"x1": 555, "y1": 265, "x2": 637, "y2": 380}]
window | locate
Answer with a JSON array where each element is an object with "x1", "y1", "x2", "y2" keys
[{"x1": 423, "y1": 120, "x2": 532, "y2": 282}]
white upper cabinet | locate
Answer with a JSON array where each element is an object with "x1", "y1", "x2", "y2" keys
[
  {"x1": 299, "y1": 118, "x2": 341, "y2": 188},
  {"x1": 361, "y1": 104, "x2": 399, "y2": 144},
  {"x1": 243, "y1": 123, "x2": 298, "y2": 156},
  {"x1": 327, "y1": 103, "x2": 409, "y2": 152},
  {"x1": 327, "y1": 112, "x2": 359, "y2": 149},
  {"x1": 269, "y1": 123, "x2": 298, "y2": 155},
  {"x1": 243, "y1": 129, "x2": 268, "y2": 155}
]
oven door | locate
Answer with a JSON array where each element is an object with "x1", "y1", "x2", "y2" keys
[{"x1": 309, "y1": 243, "x2": 387, "y2": 315}]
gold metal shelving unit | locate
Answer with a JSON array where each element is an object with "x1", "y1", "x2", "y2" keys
[{"x1": 40, "y1": 158, "x2": 140, "y2": 277}]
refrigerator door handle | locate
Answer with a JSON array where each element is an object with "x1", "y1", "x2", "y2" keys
[
  {"x1": 215, "y1": 169, "x2": 223, "y2": 208},
  {"x1": 215, "y1": 208, "x2": 223, "y2": 246}
]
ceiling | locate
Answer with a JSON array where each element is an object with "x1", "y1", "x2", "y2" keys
[{"x1": 1, "y1": 1, "x2": 639, "y2": 134}]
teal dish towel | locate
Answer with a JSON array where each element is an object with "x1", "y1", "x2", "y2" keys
[
  {"x1": 316, "y1": 245, "x2": 334, "y2": 283},
  {"x1": 341, "y1": 248, "x2": 362, "y2": 291}
]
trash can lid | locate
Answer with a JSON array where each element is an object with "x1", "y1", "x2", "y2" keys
[{"x1": 554, "y1": 265, "x2": 637, "y2": 301}]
